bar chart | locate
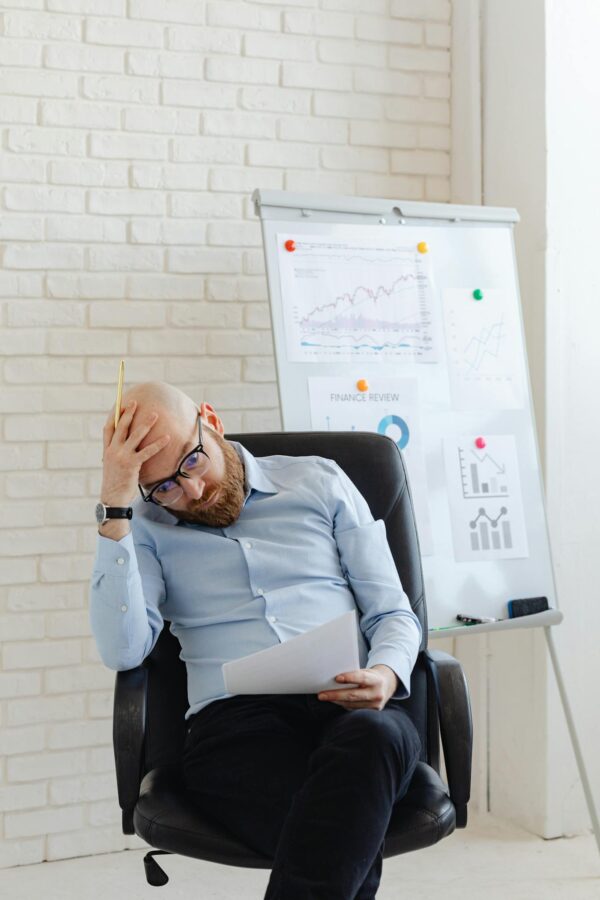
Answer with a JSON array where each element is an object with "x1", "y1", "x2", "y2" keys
[
  {"x1": 459, "y1": 446, "x2": 510, "y2": 499},
  {"x1": 468, "y1": 506, "x2": 513, "y2": 551},
  {"x1": 444, "y1": 434, "x2": 529, "y2": 561}
]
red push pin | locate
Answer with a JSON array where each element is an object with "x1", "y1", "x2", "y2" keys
[
  {"x1": 475, "y1": 436, "x2": 486, "y2": 449},
  {"x1": 284, "y1": 239, "x2": 296, "y2": 252}
]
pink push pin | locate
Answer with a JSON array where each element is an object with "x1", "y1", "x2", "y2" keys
[{"x1": 475, "y1": 436, "x2": 486, "y2": 449}]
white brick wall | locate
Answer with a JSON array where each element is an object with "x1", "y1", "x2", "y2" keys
[{"x1": 0, "y1": 0, "x2": 451, "y2": 867}]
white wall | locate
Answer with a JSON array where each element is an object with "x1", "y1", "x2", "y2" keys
[
  {"x1": 544, "y1": 0, "x2": 600, "y2": 836},
  {"x1": 453, "y1": 0, "x2": 600, "y2": 839},
  {"x1": 0, "y1": 0, "x2": 452, "y2": 867},
  {"x1": 479, "y1": 0, "x2": 552, "y2": 836}
]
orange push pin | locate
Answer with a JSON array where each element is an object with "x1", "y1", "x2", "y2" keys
[
  {"x1": 356, "y1": 379, "x2": 369, "y2": 392},
  {"x1": 417, "y1": 241, "x2": 428, "y2": 254},
  {"x1": 284, "y1": 239, "x2": 296, "y2": 252},
  {"x1": 475, "y1": 436, "x2": 486, "y2": 449}
]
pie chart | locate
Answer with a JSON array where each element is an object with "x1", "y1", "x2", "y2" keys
[{"x1": 377, "y1": 415, "x2": 410, "y2": 449}]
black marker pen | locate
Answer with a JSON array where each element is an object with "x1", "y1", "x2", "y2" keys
[{"x1": 456, "y1": 614, "x2": 498, "y2": 625}]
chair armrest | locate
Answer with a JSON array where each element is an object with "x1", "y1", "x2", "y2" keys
[
  {"x1": 424, "y1": 649, "x2": 472, "y2": 827},
  {"x1": 113, "y1": 666, "x2": 148, "y2": 834}
]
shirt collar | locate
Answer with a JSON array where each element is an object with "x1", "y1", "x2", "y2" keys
[
  {"x1": 134, "y1": 439, "x2": 278, "y2": 526},
  {"x1": 231, "y1": 440, "x2": 279, "y2": 502}
]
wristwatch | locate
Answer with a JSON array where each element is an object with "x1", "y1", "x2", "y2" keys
[{"x1": 95, "y1": 503, "x2": 133, "y2": 526}]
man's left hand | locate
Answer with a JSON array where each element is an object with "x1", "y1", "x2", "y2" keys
[{"x1": 318, "y1": 664, "x2": 399, "y2": 711}]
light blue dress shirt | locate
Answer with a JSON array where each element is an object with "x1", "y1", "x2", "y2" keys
[{"x1": 89, "y1": 442, "x2": 422, "y2": 720}]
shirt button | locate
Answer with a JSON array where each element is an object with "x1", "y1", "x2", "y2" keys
[
  {"x1": 268, "y1": 615, "x2": 277, "y2": 623},
  {"x1": 256, "y1": 588, "x2": 264, "y2": 596},
  {"x1": 116, "y1": 558, "x2": 125, "y2": 565},
  {"x1": 121, "y1": 605, "x2": 127, "y2": 613},
  {"x1": 244, "y1": 542, "x2": 252, "y2": 550}
]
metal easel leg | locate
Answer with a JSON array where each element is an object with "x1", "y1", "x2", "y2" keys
[{"x1": 544, "y1": 626, "x2": 600, "y2": 856}]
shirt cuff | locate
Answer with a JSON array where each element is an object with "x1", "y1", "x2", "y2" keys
[{"x1": 93, "y1": 531, "x2": 139, "y2": 576}]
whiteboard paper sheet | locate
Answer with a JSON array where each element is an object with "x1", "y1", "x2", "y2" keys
[
  {"x1": 222, "y1": 611, "x2": 360, "y2": 695},
  {"x1": 443, "y1": 434, "x2": 529, "y2": 561},
  {"x1": 442, "y1": 288, "x2": 526, "y2": 410},
  {"x1": 308, "y1": 375, "x2": 433, "y2": 556},
  {"x1": 277, "y1": 232, "x2": 441, "y2": 363}
]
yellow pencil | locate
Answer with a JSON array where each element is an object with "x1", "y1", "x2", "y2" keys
[{"x1": 114, "y1": 360, "x2": 125, "y2": 429}]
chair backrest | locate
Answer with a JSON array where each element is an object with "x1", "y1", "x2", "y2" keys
[{"x1": 143, "y1": 431, "x2": 431, "y2": 773}]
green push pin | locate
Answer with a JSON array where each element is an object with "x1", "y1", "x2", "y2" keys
[{"x1": 472, "y1": 289, "x2": 484, "y2": 301}]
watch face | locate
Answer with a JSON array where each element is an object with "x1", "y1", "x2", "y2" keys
[{"x1": 95, "y1": 502, "x2": 106, "y2": 525}]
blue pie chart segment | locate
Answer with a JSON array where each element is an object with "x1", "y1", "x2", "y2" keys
[{"x1": 377, "y1": 415, "x2": 410, "y2": 450}]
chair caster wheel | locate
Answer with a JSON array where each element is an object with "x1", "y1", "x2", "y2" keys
[{"x1": 143, "y1": 850, "x2": 170, "y2": 886}]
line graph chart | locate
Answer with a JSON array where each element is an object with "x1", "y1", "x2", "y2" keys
[
  {"x1": 463, "y1": 316, "x2": 505, "y2": 372},
  {"x1": 443, "y1": 288, "x2": 525, "y2": 409},
  {"x1": 277, "y1": 234, "x2": 440, "y2": 362}
]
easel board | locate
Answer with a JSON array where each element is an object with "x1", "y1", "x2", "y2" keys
[{"x1": 253, "y1": 190, "x2": 560, "y2": 635}]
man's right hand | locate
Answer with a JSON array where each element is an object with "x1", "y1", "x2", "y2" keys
[{"x1": 98, "y1": 400, "x2": 171, "y2": 540}]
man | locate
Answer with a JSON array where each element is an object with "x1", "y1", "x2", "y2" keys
[{"x1": 90, "y1": 381, "x2": 422, "y2": 900}]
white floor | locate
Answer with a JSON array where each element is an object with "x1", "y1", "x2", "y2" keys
[{"x1": 2, "y1": 813, "x2": 599, "y2": 900}]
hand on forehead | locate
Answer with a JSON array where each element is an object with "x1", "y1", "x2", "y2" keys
[{"x1": 109, "y1": 383, "x2": 197, "y2": 480}]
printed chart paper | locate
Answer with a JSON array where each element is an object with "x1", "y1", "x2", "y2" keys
[
  {"x1": 443, "y1": 435, "x2": 529, "y2": 561},
  {"x1": 308, "y1": 376, "x2": 433, "y2": 555},
  {"x1": 277, "y1": 232, "x2": 441, "y2": 363},
  {"x1": 442, "y1": 288, "x2": 526, "y2": 410},
  {"x1": 222, "y1": 611, "x2": 360, "y2": 695}
]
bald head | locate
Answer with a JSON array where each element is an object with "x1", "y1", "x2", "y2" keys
[{"x1": 121, "y1": 381, "x2": 197, "y2": 424}]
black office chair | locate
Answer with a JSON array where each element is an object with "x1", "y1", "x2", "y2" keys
[{"x1": 112, "y1": 431, "x2": 472, "y2": 887}]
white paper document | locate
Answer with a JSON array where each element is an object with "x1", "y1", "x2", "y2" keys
[
  {"x1": 276, "y1": 230, "x2": 441, "y2": 363},
  {"x1": 442, "y1": 288, "x2": 526, "y2": 410},
  {"x1": 222, "y1": 611, "x2": 360, "y2": 695},
  {"x1": 308, "y1": 375, "x2": 433, "y2": 556},
  {"x1": 443, "y1": 434, "x2": 529, "y2": 561}
]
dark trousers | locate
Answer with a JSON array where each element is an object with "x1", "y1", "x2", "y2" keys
[{"x1": 182, "y1": 693, "x2": 422, "y2": 900}]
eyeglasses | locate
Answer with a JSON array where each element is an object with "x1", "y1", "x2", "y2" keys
[{"x1": 138, "y1": 415, "x2": 211, "y2": 507}]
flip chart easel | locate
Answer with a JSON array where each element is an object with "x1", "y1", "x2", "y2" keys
[{"x1": 253, "y1": 188, "x2": 599, "y2": 853}]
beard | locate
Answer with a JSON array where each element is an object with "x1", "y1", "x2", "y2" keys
[{"x1": 173, "y1": 433, "x2": 246, "y2": 528}]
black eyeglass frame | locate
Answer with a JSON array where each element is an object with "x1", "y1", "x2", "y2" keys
[{"x1": 138, "y1": 415, "x2": 210, "y2": 507}]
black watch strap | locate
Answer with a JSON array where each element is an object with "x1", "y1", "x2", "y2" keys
[
  {"x1": 96, "y1": 502, "x2": 133, "y2": 525},
  {"x1": 105, "y1": 507, "x2": 133, "y2": 520}
]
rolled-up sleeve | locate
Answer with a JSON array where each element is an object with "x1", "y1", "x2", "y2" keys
[
  {"x1": 328, "y1": 462, "x2": 422, "y2": 699},
  {"x1": 89, "y1": 531, "x2": 165, "y2": 671}
]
